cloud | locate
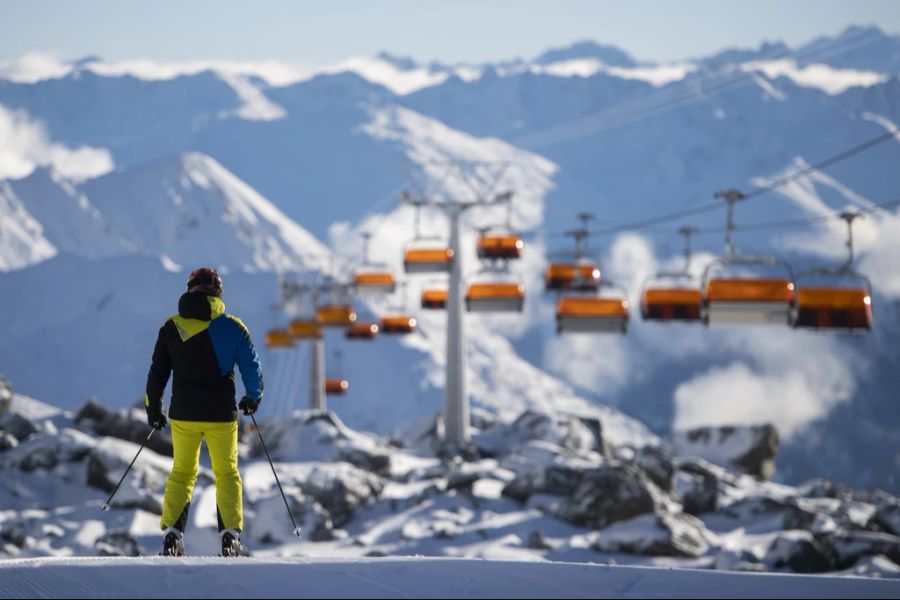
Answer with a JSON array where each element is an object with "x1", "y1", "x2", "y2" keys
[{"x1": 0, "y1": 105, "x2": 113, "y2": 181}]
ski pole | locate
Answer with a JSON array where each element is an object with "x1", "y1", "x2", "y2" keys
[
  {"x1": 101, "y1": 426, "x2": 157, "y2": 512},
  {"x1": 250, "y1": 413, "x2": 302, "y2": 537}
]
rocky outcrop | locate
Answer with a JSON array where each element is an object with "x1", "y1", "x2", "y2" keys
[
  {"x1": 671, "y1": 424, "x2": 779, "y2": 479},
  {"x1": 593, "y1": 512, "x2": 711, "y2": 558}
]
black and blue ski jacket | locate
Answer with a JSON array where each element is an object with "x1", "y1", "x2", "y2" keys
[{"x1": 146, "y1": 291, "x2": 263, "y2": 422}]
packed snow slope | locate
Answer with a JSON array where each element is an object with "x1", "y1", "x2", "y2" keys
[{"x1": 0, "y1": 556, "x2": 897, "y2": 599}]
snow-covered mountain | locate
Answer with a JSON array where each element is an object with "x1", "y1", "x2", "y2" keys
[
  {"x1": 81, "y1": 152, "x2": 331, "y2": 273},
  {"x1": 1, "y1": 25, "x2": 900, "y2": 494}
]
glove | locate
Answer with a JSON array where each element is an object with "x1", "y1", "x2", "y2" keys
[
  {"x1": 238, "y1": 395, "x2": 261, "y2": 416},
  {"x1": 147, "y1": 406, "x2": 168, "y2": 430}
]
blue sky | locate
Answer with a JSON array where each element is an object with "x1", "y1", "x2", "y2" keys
[{"x1": 1, "y1": 0, "x2": 898, "y2": 64}]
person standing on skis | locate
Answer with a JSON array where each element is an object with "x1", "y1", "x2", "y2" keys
[{"x1": 145, "y1": 267, "x2": 263, "y2": 557}]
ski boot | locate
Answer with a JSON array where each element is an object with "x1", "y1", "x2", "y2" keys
[
  {"x1": 162, "y1": 527, "x2": 185, "y2": 557},
  {"x1": 220, "y1": 528, "x2": 248, "y2": 557}
]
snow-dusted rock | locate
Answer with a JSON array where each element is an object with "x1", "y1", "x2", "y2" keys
[
  {"x1": 872, "y1": 500, "x2": 900, "y2": 536},
  {"x1": 298, "y1": 464, "x2": 384, "y2": 527},
  {"x1": 829, "y1": 531, "x2": 900, "y2": 569},
  {"x1": 84, "y1": 437, "x2": 173, "y2": 514},
  {"x1": 475, "y1": 410, "x2": 605, "y2": 458},
  {"x1": 0, "y1": 432, "x2": 18, "y2": 451},
  {"x1": 94, "y1": 531, "x2": 141, "y2": 557},
  {"x1": 75, "y1": 399, "x2": 173, "y2": 457},
  {"x1": 765, "y1": 530, "x2": 834, "y2": 573},
  {"x1": 249, "y1": 411, "x2": 393, "y2": 476},
  {"x1": 0, "y1": 411, "x2": 39, "y2": 442},
  {"x1": 555, "y1": 464, "x2": 666, "y2": 528},
  {"x1": 593, "y1": 512, "x2": 711, "y2": 558},
  {"x1": 3, "y1": 428, "x2": 95, "y2": 472},
  {"x1": 671, "y1": 424, "x2": 779, "y2": 479},
  {"x1": 246, "y1": 489, "x2": 336, "y2": 544}
]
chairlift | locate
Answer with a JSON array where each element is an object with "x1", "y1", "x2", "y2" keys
[
  {"x1": 793, "y1": 212, "x2": 872, "y2": 332},
  {"x1": 345, "y1": 321, "x2": 380, "y2": 340},
  {"x1": 545, "y1": 213, "x2": 601, "y2": 292},
  {"x1": 556, "y1": 283, "x2": 629, "y2": 334},
  {"x1": 354, "y1": 232, "x2": 396, "y2": 294},
  {"x1": 288, "y1": 318, "x2": 322, "y2": 339},
  {"x1": 476, "y1": 201, "x2": 523, "y2": 260},
  {"x1": 465, "y1": 264, "x2": 525, "y2": 313},
  {"x1": 316, "y1": 281, "x2": 357, "y2": 327},
  {"x1": 421, "y1": 286, "x2": 448, "y2": 310},
  {"x1": 265, "y1": 328, "x2": 296, "y2": 349},
  {"x1": 640, "y1": 227, "x2": 703, "y2": 322},
  {"x1": 403, "y1": 203, "x2": 454, "y2": 273},
  {"x1": 325, "y1": 349, "x2": 349, "y2": 396},
  {"x1": 703, "y1": 190, "x2": 796, "y2": 326},
  {"x1": 380, "y1": 281, "x2": 417, "y2": 334}
]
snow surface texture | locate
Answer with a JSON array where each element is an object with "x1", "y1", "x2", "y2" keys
[
  {"x1": 1, "y1": 25, "x2": 900, "y2": 496},
  {"x1": 0, "y1": 556, "x2": 897, "y2": 599},
  {"x1": 2, "y1": 394, "x2": 900, "y2": 584}
]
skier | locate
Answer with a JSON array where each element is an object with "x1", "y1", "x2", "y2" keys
[{"x1": 145, "y1": 267, "x2": 264, "y2": 557}]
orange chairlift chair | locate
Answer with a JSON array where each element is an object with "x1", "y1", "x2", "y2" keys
[
  {"x1": 421, "y1": 285, "x2": 448, "y2": 310},
  {"x1": 793, "y1": 211, "x2": 872, "y2": 332},
  {"x1": 702, "y1": 189, "x2": 796, "y2": 326},
  {"x1": 556, "y1": 281, "x2": 630, "y2": 334},
  {"x1": 476, "y1": 199, "x2": 524, "y2": 261},
  {"x1": 316, "y1": 280, "x2": 358, "y2": 328},
  {"x1": 465, "y1": 264, "x2": 525, "y2": 313},
  {"x1": 325, "y1": 349, "x2": 349, "y2": 396},
  {"x1": 353, "y1": 232, "x2": 397, "y2": 294},
  {"x1": 403, "y1": 203, "x2": 454, "y2": 274},
  {"x1": 379, "y1": 282, "x2": 418, "y2": 334},
  {"x1": 544, "y1": 213, "x2": 601, "y2": 292},
  {"x1": 640, "y1": 227, "x2": 703, "y2": 322}
]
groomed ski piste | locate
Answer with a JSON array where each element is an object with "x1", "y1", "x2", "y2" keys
[{"x1": 0, "y1": 556, "x2": 897, "y2": 599}]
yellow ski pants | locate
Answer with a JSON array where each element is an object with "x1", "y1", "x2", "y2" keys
[{"x1": 161, "y1": 419, "x2": 242, "y2": 532}]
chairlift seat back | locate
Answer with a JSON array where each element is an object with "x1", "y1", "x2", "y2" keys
[
  {"x1": 794, "y1": 287, "x2": 872, "y2": 331},
  {"x1": 545, "y1": 263, "x2": 600, "y2": 292},
  {"x1": 477, "y1": 234, "x2": 524, "y2": 260},
  {"x1": 641, "y1": 288, "x2": 703, "y2": 321}
]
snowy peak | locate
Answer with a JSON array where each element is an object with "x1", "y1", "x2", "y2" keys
[
  {"x1": 80, "y1": 152, "x2": 331, "y2": 273},
  {"x1": 535, "y1": 40, "x2": 639, "y2": 68},
  {"x1": 0, "y1": 167, "x2": 131, "y2": 271}
]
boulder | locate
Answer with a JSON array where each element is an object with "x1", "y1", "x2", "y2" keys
[
  {"x1": 593, "y1": 513, "x2": 711, "y2": 558},
  {"x1": 765, "y1": 531, "x2": 835, "y2": 573},
  {"x1": 299, "y1": 464, "x2": 384, "y2": 527},
  {"x1": 0, "y1": 432, "x2": 18, "y2": 452},
  {"x1": 631, "y1": 445, "x2": 676, "y2": 493},
  {"x1": 828, "y1": 531, "x2": 900, "y2": 568},
  {"x1": 95, "y1": 532, "x2": 141, "y2": 557},
  {"x1": 871, "y1": 500, "x2": 900, "y2": 536},
  {"x1": 247, "y1": 490, "x2": 336, "y2": 544},
  {"x1": 556, "y1": 464, "x2": 663, "y2": 528},
  {"x1": 475, "y1": 410, "x2": 601, "y2": 459},
  {"x1": 4, "y1": 428, "x2": 95, "y2": 473},
  {"x1": 672, "y1": 424, "x2": 779, "y2": 479},
  {"x1": 678, "y1": 472, "x2": 718, "y2": 515},
  {"x1": 84, "y1": 437, "x2": 171, "y2": 514},
  {"x1": 0, "y1": 412, "x2": 39, "y2": 442},
  {"x1": 75, "y1": 400, "x2": 173, "y2": 457}
]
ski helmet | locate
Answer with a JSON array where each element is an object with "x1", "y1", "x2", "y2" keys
[{"x1": 187, "y1": 267, "x2": 224, "y2": 297}]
